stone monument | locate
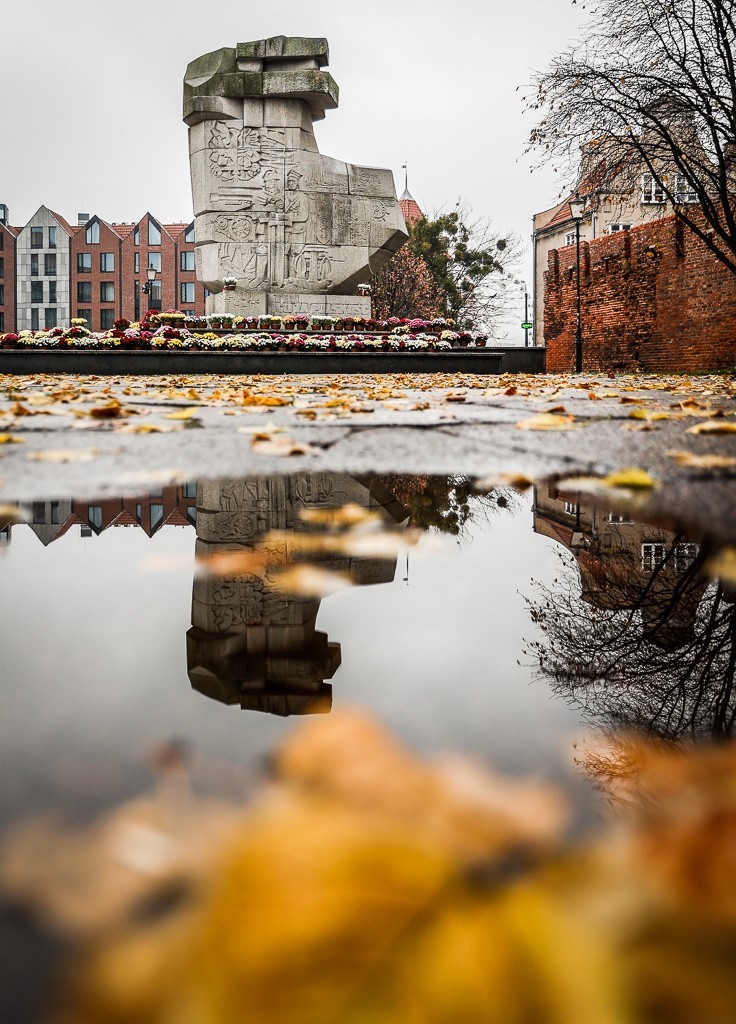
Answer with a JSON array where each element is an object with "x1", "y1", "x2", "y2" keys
[{"x1": 183, "y1": 36, "x2": 408, "y2": 318}]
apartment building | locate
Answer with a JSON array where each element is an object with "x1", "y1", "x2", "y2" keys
[{"x1": 0, "y1": 205, "x2": 206, "y2": 332}]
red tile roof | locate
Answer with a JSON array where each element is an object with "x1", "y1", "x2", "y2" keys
[
  {"x1": 48, "y1": 209, "x2": 75, "y2": 235},
  {"x1": 400, "y1": 197, "x2": 424, "y2": 224}
]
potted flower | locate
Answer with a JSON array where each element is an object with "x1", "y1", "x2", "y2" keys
[
  {"x1": 222, "y1": 276, "x2": 237, "y2": 292},
  {"x1": 295, "y1": 313, "x2": 309, "y2": 331},
  {"x1": 282, "y1": 314, "x2": 296, "y2": 332}
]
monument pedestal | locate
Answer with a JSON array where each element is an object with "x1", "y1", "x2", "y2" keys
[{"x1": 207, "y1": 289, "x2": 371, "y2": 319}]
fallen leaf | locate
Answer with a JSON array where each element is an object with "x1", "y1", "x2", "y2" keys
[
  {"x1": 687, "y1": 421, "x2": 736, "y2": 435},
  {"x1": 0, "y1": 504, "x2": 26, "y2": 524},
  {"x1": 89, "y1": 400, "x2": 124, "y2": 419},
  {"x1": 473, "y1": 473, "x2": 535, "y2": 492},
  {"x1": 27, "y1": 448, "x2": 99, "y2": 463},
  {"x1": 242, "y1": 391, "x2": 293, "y2": 407},
  {"x1": 603, "y1": 467, "x2": 657, "y2": 489},
  {"x1": 545, "y1": 404, "x2": 567, "y2": 414},
  {"x1": 667, "y1": 450, "x2": 736, "y2": 470},
  {"x1": 195, "y1": 549, "x2": 273, "y2": 578},
  {"x1": 116, "y1": 423, "x2": 181, "y2": 434},
  {"x1": 164, "y1": 407, "x2": 201, "y2": 421},
  {"x1": 705, "y1": 547, "x2": 736, "y2": 585},
  {"x1": 251, "y1": 436, "x2": 316, "y2": 457},
  {"x1": 270, "y1": 564, "x2": 354, "y2": 598},
  {"x1": 299, "y1": 504, "x2": 382, "y2": 528},
  {"x1": 515, "y1": 413, "x2": 576, "y2": 431},
  {"x1": 0, "y1": 433, "x2": 24, "y2": 444},
  {"x1": 628, "y1": 408, "x2": 669, "y2": 421},
  {"x1": 445, "y1": 393, "x2": 467, "y2": 403}
]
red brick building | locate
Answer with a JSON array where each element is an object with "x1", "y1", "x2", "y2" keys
[
  {"x1": 544, "y1": 215, "x2": 736, "y2": 373},
  {"x1": 0, "y1": 205, "x2": 17, "y2": 334},
  {"x1": 0, "y1": 205, "x2": 207, "y2": 333}
]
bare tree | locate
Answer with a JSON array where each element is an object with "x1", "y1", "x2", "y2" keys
[
  {"x1": 526, "y1": 536, "x2": 736, "y2": 741},
  {"x1": 528, "y1": 0, "x2": 736, "y2": 274}
]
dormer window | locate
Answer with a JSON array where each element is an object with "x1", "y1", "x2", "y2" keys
[
  {"x1": 148, "y1": 219, "x2": 161, "y2": 245},
  {"x1": 86, "y1": 220, "x2": 100, "y2": 244}
]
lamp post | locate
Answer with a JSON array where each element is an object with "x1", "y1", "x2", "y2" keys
[
  {"x1": 569, "y1": 194, "x2": 585, "y2": 372},
  {"x1": 520, "y1": 280, "x2": 530, "y2": 347},
  {"x1": 142, "y1": 265, "x2": 158, "y2": 313}
]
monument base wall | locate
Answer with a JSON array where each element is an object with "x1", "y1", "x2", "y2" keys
[{"x1": 207, "y1": 289, "x2": 371, "y2": 318}]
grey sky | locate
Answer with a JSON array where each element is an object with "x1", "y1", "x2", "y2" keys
[{"x1": 2, "y1": 0, "x2": 584, "y2": 306}]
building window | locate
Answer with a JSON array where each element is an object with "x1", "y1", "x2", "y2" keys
[
  {"x1": 44, "y1": 253, "x2": 57, "y2": 276},
  {"x1": 88, "y1": 505, "x2": 102, "y2": 529},
  {"x1": 100, "y1": 309, "x2": 115, "y2": 330},
  {"x1": 0, "y1": 257, "x2": 3, "y2": 278},
  {"x1": 180, "y1": 250, "x2": 195, "y2": 271},
  {"x1": 0, "y1": 284, "x2": 4, "y2": 305},
  {"x1": 77, "y1": 309, "x2": 91, "y2": 326},
  {"x1": 31, "y1": 308, "x2": 39, "y2": 331},
  {"x1": 48, "y1": 226, "x2": 57, "y2": 249},
  {"x1": 50, "y1": 502, "x2": 59, "y2": 525},
  {"x1": 147, "y1": 251, "x2": 161, "y2": 272},
  {"x1": 183, "y1": 481, "x2": 196, "y2": 498},
  {"x1": 148, "y1": 220, "x2": 161, "y2": 245},
  {"x1": 77, "y1": 252, "x2": 92, "y2": 272},
  {"x1": 31, "y1": 281, "x2": 43, "y2": 304},
  {"x1": 0, "y1": 313, "x2": 5, "y2": 331},
  {"x1": 100, "y1": 281, "x2": 115, "y2": 302},
  {"x1": 86, "y1": 221, "x2": 100, "y2": 244},
  {"x1": 150, "y1": 503, "x2": 164, "y2": 530},
  {"x1": 44, "y1": 308, "x2": 57, "y2": 329},
  {"x1": 675, "y1": 542, "x2": 699, "y2": 571},
  {"x1": 563, "y1": 501, "x2": 579, "y2": 516},
  {"x1": 641, "y1": 543, "x2": 667, "y2": 572},
  {"x1": 564, "y1": 232, "x2": 576, "y2": 247},
  {"x1": 134, "y1": 226, "x2": 140, "y2": 246},
  {"x1": 30, "y1": 226, "x2": 43, "y2": 249},
  {"x1": 641, "y1": 173, "x2": 665, "y2": 204},
  {"x1": 135, "y1": 502, "x2": 142, "y2": 522},
  {"x1": 607, "y1": 223, "x2": 632, "y2": 234},
  {"x1": 674, "y1": 173, "x2": 697, "y2": 204},
  {"x1": 184, "y1": 224, "x2": 195, "y2": 243},
  {"x1": 77, "y1": 281, "x2": 92, "y2": 303},
  {"x1": 48, "y1": 280, "x2": 57, "y2": 303},
  {"x1": 180, "y1": 282, "x2": 196, "y2": 304},
  {"x1": 30, "y1": 254, "x2": 39, "y2": 276},
  {"x1": 149, "y1": 280, "x2": 162, "y2": 310},
  {"x1": 100, "y1": 252, "x2": 114, "y2": 272},
  {"x1": 134, "y1": 252, "x2": 140, "y2": 273},
  {"x1": 32, "y1": 502, "x2": 46, "y2": 524}
]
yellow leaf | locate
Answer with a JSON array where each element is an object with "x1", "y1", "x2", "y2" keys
[
  {"x1": 687, "y1": 421, "x2": 736, "y2": 435},
  {"x1": 705, "y1": 547, "x2": 736, "y2": 584},
  {"x1": 0, "y1": 433, "x2": 24, "y2": 444},
  {"x1": 515, "y1": 413, "x2": 576, "y2": 431},
  {"x1": 628, "y1": 408, "x2": 669, "y2": 421},
  {"x1": 299, "y1": 504, "x2": 382, "y2": 528},
  {"x1": 89, "y1": 400, "x2": 124, "y2": 419},
  {"x1": 603, "y1": 467, "x2": 657, "y2": 489},
  {"x1": 27, "y1": 448, "x2": 99, "y2": 463},
  {"x1": 164, "y1": 407, "x2": 201, "y2": 421},
  {"x1": 116, "y1": 423, "x2": 181, "y2": 434}
]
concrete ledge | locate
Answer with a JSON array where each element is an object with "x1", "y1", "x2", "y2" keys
[
  {"x1": 490, "y1": 347, "x2": 546, "y2": 373},
  {"x1": 0, "y1": 349, "x2": 509, "y2": 376}
]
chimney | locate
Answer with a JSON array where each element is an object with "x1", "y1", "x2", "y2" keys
[
  {"x1": 77, "y1": 213, "x2": 90, "y2": 225},
  {"x1": 0, "y1": 204, "x2": 8, "y2": 226}
]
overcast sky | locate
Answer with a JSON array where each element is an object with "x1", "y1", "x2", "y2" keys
[{"x1": 2, "y1": 0, "x2": 584, "y2": 286}]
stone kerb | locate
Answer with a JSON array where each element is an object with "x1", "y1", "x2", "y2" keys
[{"x1": 183, "y1": 36, "x2": 408, "y2": 319}]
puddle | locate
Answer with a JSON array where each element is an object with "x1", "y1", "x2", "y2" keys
[{"x1": 1, "y1": 471, "x2": 735, "y2": 1021}]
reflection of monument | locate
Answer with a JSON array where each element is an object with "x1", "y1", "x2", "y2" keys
[
  {"x1": 533, "y1": 485, "x2": 704, "y2": 649},
  {"x1": 183, "y1": 36, "x2": 408, "y2": 316},
  {"x1": 186, "y1": 475, "x2": 408, "y2": 716}
]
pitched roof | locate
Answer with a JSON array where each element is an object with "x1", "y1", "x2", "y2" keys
[
  {"x1": 399, "y1": 191, "x2": 424, "y2": 225},
  {"x1": 47, "y1": 209, "x2": 75, "y2": 235}
]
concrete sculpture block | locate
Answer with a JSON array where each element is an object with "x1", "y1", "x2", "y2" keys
[{"x1": 183, "y1": 36, "x2": 408, "y2": 316}]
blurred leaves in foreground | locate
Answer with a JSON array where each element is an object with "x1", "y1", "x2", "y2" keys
[{"x1": 3, "y1": 712, "x2": 736, "y2": 1023}]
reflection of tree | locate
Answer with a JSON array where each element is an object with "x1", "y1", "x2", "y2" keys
[
  {"x1": 527, "y1": 535, "x2": 736, "y2": 740},
  {"x1": 380, "y1": 475, "x2": 518, "y2": 536}
]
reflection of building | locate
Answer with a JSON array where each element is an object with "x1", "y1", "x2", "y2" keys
[
  {"x1": 187, "y1": 475, "x2": 408, "y2": 717},
  {"x1": 2, "y1": 485, "x2": 198, "y2": 547},
  {"x1": 533, "y1": 485, "x2": 706, "y2": 650}
]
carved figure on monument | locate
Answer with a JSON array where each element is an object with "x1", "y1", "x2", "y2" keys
[{"x1": 183, "y1": 36, "x2": 408, "y2": 317}]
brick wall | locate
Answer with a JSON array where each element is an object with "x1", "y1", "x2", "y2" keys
[
  {"x1": 0, "y1": 224, "x2": 16, "y2": 333},
  {"x1": 544, "y1": 215, "x2": 736, "y2": 373}
]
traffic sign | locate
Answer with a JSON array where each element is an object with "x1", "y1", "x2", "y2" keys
[{"x1": 521, "y1": 321, "x2": 533, "y2": 330}]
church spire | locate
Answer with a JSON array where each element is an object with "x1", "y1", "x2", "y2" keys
[{"x1": 398, "y1": 162, "x2": 424, "y2": 224}]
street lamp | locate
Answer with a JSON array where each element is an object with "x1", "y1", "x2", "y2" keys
[
  {"x1": 569, "y1": 193, "x2": 585, "y2": 372},
  {"x1": 519, "y1": 280, "x2": 531, "y2": 348},
  {"x1": 142, "y1": 265, "x2": 158, "y2": 312}
]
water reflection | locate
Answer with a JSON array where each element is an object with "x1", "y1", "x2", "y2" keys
[
  {"x1": 187, "y1": 475, "x2": 408, "y2": 716},
  {"x1": 531, "y1": 485, "x2": 736, "y2": 740}
]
